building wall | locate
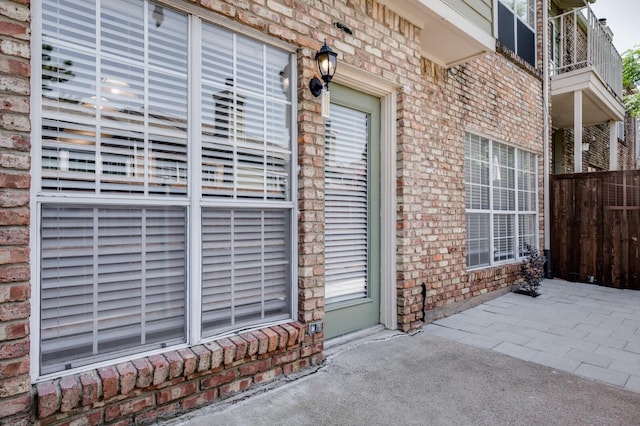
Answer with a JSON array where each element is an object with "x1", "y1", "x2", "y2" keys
[
  {"x1": 549, "y1": 1, "x2": 635, "y2": 174},
  {"x1": 0, "y1": 0, "x2": 546, "y2": 424},
  {"x1": 396, "y1": 52, "x2": 544, "y2": 329},
  {"x1": 555, "y1": 114, "x2": 636, "y2": 173},
  {"x1": 0, "y1": 0, "x2": 32, "y2": 424}
]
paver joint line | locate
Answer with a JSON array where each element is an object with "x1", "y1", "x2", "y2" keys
[{"x1": 424, "y1": 279, "x2": 640, "y2": 394}]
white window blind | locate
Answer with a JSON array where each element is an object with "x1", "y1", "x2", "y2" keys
[
  {"x1": 324, "y1": 105, "x2": 369, "y2": 304},
  {"x1": 200, "y1": 23, "x2": 291, "y2": 201},
  {"x1": 465, "y1": 134, "x2": 490, "y2": 210},
  {"x1": 40, "y1": 206, "x2": 186, "y2": 374},
  {"x1": 201, "y1": 209, "x2": 291, "y2": 336},
  {"x1": 42, "y1": 0, "x2": 188, "y2": 196},
  {"x1": 38, "y1": 0, "x2": 295, "y2": 376},
  {"x1": 494, "y1": 214, "x2": 515, "y2": 261},
  {"x1": 465, "y1": 132, "x2": 538, "y2": 268},
  {"x1": 517, "y1": 150, "x2": 537, "y2": 254},
  {"x1": 465, "y1": 134, "x2": 491, "y2": 267}
]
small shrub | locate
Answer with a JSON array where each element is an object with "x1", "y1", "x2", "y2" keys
[{"x1": 519, "y1": 243, "x2": 545, "y2": 297}]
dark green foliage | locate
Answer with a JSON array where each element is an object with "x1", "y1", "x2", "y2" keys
[
  {"x1": 622, "y1": 46, "x2": 640, "y2": 117},
  {"x1": 519, "y1": 243, "x2": 545, "y2": 297}
]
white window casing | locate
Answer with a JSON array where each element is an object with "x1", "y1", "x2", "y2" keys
[
  {"x1": 465, "y1": 132, "x2": 538, "y2": 269},
  {"x1": 498, "y1": 0, "x2": 537, "y2": 67},
  {"x1": 32, "y1": 0, "x2": 297, "y2": 379}
]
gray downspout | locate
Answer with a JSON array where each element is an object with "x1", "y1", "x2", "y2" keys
[{"x1": 543, "y1": 0, "x2": 552, "y2": 277}]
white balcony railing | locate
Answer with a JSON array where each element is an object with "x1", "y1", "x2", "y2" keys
[{"x1": 550, "y1": 5, "x2": 623, "y2": 99}]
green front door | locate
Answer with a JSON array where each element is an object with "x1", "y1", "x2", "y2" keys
[{"x1": 323, "y1": 84, "x2": 381, "y2": 340}]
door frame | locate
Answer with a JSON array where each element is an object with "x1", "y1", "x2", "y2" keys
[{"x1": 331, "y1": 64, "x2": 398, "y2": 332}]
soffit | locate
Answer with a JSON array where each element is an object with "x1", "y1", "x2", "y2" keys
[{"x1": 377, "y1": 0, "x2": 495, "y2": 68}]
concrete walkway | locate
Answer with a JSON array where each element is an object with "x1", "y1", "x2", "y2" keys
[
  {"x1": 426, "y1": 279, "x2": 640, "y2": 392},
  {"x1": 164, "y1": 279, "x2": 640, "y2": 425}
]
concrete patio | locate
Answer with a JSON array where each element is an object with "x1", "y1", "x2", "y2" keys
[
  {"x1": 165, "y1": 279, "x2": 640, "y2": 425},
  {"x1": 426, "y1": 278, "x2": 640, "y2": 392}
]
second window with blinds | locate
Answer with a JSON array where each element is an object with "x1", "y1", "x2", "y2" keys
[{"x1": 464, "y1": 132, "x2": 538, "y2": 269}]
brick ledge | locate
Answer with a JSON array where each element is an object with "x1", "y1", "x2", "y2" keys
[{"x1": 34, "y1": 321, "x2": 323, "y2": 424}]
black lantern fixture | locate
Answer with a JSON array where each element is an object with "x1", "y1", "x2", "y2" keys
[{"x1": 309, "y1": 40, "x2": 337, "y2": 97}]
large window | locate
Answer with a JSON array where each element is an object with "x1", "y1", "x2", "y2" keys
[
  {"x1": 464, "y1": 133, "x2": 538, "y2": 269},
  {"x1": 498, "y1": 0, "x2": 536, "y2": 67},
  {"x1": 36, "y1": 0, "x2": 295, "y2": 376}
]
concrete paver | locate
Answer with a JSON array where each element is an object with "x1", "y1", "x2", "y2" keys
[
  {"x1": 530, "y1": 351, "x2": 580, "y2": 373},
  {"x1": 574, "y1": 363, "x2": 630, "y2": 387},
  {"x1": 625, "y1": 375, "x2": 640, "y2": 392},
  {"x1": 565, "y1": 348, "x2": 613, "y2": 368},
  {"x1": 429, "y1": 278, "x2": 640, "y2": 392}
]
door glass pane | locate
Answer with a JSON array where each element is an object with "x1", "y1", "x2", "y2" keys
[{"x1": 325, "y1": 104, "x2": 369, "y2": 304}]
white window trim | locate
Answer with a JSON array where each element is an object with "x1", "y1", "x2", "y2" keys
[
  {"x1": 498, "y1": 0, "x2": 537, "y2": 65},
  {"x1": 30, "y1": 0, "x2": 298, "y2": 381},
  {"x1": 465, "y1": 131, "x2": 539, "y2": 271},
  {"x1": 29, "y1": 0, "x2": 43, "y2": 383}
]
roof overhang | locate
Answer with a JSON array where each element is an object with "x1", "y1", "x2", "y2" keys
[
  {"x1": 377, "y1": 0, "x2": 495, "y2": 68},
  {"x1": 551, "y1": 67, "x2": 625, "y2": 128},
  {"x1": 555, "y1": 0, "x2": 593, "y2": 9}
]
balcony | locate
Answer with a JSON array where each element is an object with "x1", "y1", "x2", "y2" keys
[
  {"x1": 550, "y1": 5, "x2": 624, "y2": 128},
  {"x1": 377, "y1": 0, "x2": 495, "y2": 68}
]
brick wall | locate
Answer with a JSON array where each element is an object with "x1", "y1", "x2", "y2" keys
[
  {"x1": 0, "y1": 0, "x2": 32, "y2": 425},
  {"x1": 22, "y1": 0, "x2": 426, "y2": 424},
  {"x1": 394, "y1": 52, "x2": 544, "y2": 331},
  {"x1": 33, "y1": 324, "x2": 322, "y2": 425},
  {"x1": 557, "y1": 117, "x2": 636, "y2": 173}
]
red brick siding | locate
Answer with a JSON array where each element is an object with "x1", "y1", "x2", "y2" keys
[
  {"x1": 0, "y1": 0, "x2": 31, "y2": 425},
  {"x1": 33, "y1": 323, "x2": 322, "y2": 425},
  {"x1": 556, "y1": 116, "x2": 636, "y2": 173},
  {"x1": 395, "y1": 53, "x2": 544, "y2": 331}
]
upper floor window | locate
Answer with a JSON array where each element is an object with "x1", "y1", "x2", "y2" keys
[
  {"x1": 36, "y1": 0, "x2": 295, "y2": 377},
  {"x1": 498, "y1": 0, "x2": 537, "y2": 67}
]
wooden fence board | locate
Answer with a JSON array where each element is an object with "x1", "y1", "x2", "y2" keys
[
  {"x1": 630, "y1": 210, "x2": 640, "y2": 289},
  {"x1": 551, "y1": 171, "x2": 640, "y2": 289},
  {"x1": 551, "y1": 176, "x2": 572, "y2": 279}
]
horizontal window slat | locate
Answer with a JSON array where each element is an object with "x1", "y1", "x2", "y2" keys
[{"x1": 39, "y1": 0, "x2": 295, "y2": 374}]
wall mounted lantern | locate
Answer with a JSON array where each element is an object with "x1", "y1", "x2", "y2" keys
[{"x1": 309, "y1": 40, "x2": 337, "y2": 97}]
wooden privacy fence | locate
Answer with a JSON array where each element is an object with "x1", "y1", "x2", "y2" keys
[{"x1": 551, "y1": 171, "x2": 640, "y2": 289}]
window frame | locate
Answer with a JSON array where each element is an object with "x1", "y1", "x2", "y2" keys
[
  {"x1": 30, "y1": 0, "x2": 298, "y2": 381},
  {"x1": 498, "y1": 0, "x2": 537, "y2": 67},
  {"x1": 464, "y1": 132, "x2": 539, "y2": 270}
]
